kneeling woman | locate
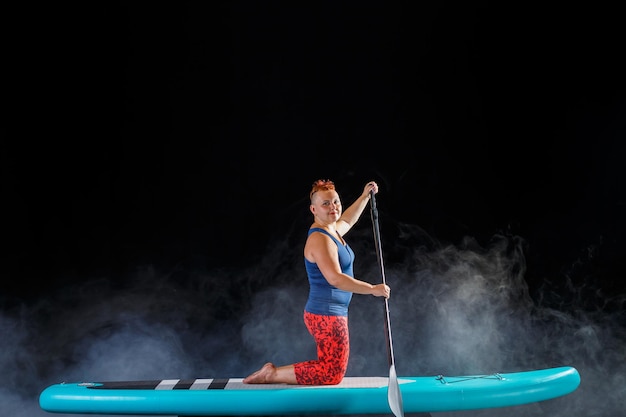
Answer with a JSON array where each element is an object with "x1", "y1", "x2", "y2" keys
[{"x1": 243, "y1": 179, "x2": 390, "y2": 385}]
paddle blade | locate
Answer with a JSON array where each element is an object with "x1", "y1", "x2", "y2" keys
[{"x1": 387, "y1": 364, "x2": 404, "y2": 417}]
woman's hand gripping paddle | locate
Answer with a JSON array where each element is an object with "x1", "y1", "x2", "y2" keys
[{"x1": 370, "y1": 191, "x2": 404, "y2": 417}]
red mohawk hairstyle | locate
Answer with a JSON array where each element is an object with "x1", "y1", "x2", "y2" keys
[{"x1": 310, "y1": 179, "x2": 335, "y2": 201}]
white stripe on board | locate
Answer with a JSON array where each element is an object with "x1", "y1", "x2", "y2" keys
[
  {"x1": 156, "y1": 379, "x2": 180, "y2": 390},
  {"x1": 190, "y1": 379, "x2": 214, "y2": 390}
]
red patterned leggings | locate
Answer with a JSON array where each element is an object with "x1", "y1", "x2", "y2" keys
[{"x1": 293, "y1": 311, "x2": 349, "y2": 385}]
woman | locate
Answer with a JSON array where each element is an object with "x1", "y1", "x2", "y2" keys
[{"x1": 243, "y1": 179, "x2": 390, "y2": 385}]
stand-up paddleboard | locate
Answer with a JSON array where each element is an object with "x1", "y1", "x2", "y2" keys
[{"x1": 39, "y1": 366, "x2": 579, "y2": 415}]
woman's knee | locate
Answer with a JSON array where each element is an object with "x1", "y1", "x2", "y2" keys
[{"x1": 318, "y1": 366, "x2": 347, "y2": 385}]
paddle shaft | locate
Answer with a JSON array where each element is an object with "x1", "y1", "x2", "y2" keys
[
  {"x1": 370, "y1": 193, "x2": 395, "y2": 365},
  {"x1": 370, "y1": 191, "x2": 404, "y2": 417}
]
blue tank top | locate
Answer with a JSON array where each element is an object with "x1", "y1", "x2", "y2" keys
[{"x1": 304, "y1": 228, "x2": 355, "y2": 316}]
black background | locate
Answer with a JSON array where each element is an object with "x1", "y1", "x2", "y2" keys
[{"x1": 3, "y1": 2, "x2": 625, "y2": 417}]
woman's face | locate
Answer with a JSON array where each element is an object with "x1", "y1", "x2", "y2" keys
[{"x1": 311, "y1": 189, "x2": 342, "y2": 222}]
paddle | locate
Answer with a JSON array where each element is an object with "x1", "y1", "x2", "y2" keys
[{"x1": 369, "y1": 191, "x2": 404, "y2": 417}]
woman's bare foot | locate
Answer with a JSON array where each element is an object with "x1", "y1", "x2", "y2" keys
[{"x1": 243, "y1": 362, "x2": 276, "y2": 384}]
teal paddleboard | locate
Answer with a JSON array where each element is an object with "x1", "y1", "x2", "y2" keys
[{"x1": 39, "y1": 366, "x2": 580, "y2": 415}]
